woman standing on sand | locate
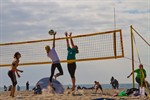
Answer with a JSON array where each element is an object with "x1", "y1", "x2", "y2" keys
[
  {"x1": 65, "y1": 32, "x2": 79, "y2": 91},
  {"x1": 8, "y1": 52, "x2": 23, "y2": 97}
]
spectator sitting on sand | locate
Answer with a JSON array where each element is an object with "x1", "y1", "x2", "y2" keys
[
  {"x1": 82, "y1": 86, "x2": 87, "y2": 89},
  {"x1": 4, "y1": 85, "x2": 7, "y2": 91},
  {"x1": 82, "y1": 86, "x2": 94, "y2": 90},
  {"x1": 77, "y1": 85, "x2": 81, "y2": 90},
  {"x1": 8, "y1": 85, "x2": 12, "y2": 91},
  {"x1": 33, "y1": 84, "x2": 42, "y2": 94},
  {"x1": 17, "y1": 85, "x2": 20, "y2": 91},
  {"x1": 110, "y1": 76, "x2": 119, "y2": 89},
  {"x1": 66, "y1": 86, "x2": 70, "y2": 90},
  {"x1": 113, "y1": 88, "x2": 147, "y2": 97},
  {"x1": 88, "y1": 86, "x2": 95, "y2": 90},
  {"x1": 94, "y1": 81, "x2": 103, "y2": 93}
]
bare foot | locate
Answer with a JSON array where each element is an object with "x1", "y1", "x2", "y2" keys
[
  {"x1": 49, "y1": 82, "x2": 53, "y2": 86},
  {"x1": 54, "y1": 75, "x2": 57, "y2": 80},
  {"x1": 67, "y1": 91, "x2": 75, "y2": 95},
  {"x1": 67, "y1": 91, "x2": 71, "y2": 94},
  {"x1": 72, "y1": 85, "x2": 76, "y2": 91}
]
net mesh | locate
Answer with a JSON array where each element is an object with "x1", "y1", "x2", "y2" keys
[{"x1": 0, "y1": 29, "x2": 124, "y2": 67}]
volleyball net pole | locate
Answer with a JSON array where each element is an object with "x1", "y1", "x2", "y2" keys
[
  {"x1": 130, "y1": 25, "x2": 150, "y2": 88},
  {"x1": 130, "y1": 25, "x2": 150, "y2": 97},
  {"x1": 130, "y1": 25, "x2": 135, "y2": 88}
]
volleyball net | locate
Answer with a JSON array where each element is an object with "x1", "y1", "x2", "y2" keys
[{"x1": 0, "y1": 29, "x2": 124, "y2": 67}]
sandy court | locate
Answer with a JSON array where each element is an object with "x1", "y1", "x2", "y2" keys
[{"x1": 0, "y1": 89, "x2": 149, "y2": 100}]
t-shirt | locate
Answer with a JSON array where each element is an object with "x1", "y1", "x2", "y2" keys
[
  {"x1": 47, "y1": 48, "x2": 60, "y2": 64},
  {"x1": 67, "y1": 47, "x2": 76, "y2": 61},
  {"x1": 134, "y1": 69, "x2": 146, "y2": 79}
]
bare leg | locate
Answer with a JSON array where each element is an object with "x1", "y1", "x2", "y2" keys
[
  {"x1": 95, "y1": 88, "x2": 98, "y2": 93},
  {"x1": 54, "y1": 75, "x2": 57, "y2": 80},
  {"x1": 11, "y1": 86, "x2": 15, "y2": 97},
  {"x1": 10, "y1": 86, "x2": 13, "y2": 96},
  {"x1": 72, "y1": 77, "x2": 76, "y2": 91},
  {"x1": 99, "y1": 85, "x2": 103, "y2": 93}
]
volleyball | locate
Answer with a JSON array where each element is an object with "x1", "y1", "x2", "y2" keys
[{"x1": 48, "y1": 29, "x2": 55, "y2": 35}]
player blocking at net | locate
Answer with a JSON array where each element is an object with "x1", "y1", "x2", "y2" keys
[
  {"x1": 45, "y1": 31, "x2": 63, "y2": 85},
  {"x1": 65, "y1": 32, "x2": 79, "y2": 91}
]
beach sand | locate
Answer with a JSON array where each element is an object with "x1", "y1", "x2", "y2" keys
[{"x1": 0, "y1": 89, "x2": 149, "y2": 100}]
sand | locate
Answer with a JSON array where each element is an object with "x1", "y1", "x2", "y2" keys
[{"x1": 0, "y1": 89, "x2": 149, "y2": 100}]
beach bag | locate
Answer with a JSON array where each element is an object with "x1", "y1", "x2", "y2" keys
[
  {"x1": 118, "y1": 90, "x2": 127, "y2": 97},
  {"x1": 126, "y1": 88, "x2": 139, "y2": 96},
  {"x1": 133, "y1": 90, "x2": 140, "y2": 96}
]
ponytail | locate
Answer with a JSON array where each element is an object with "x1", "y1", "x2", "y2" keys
[{"x1": 14, "y1": 52, "x2": 21, "y2": 59}]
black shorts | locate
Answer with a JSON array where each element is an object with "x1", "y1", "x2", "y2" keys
[
  {"x1": 8, "y1": 70, "x2": 17, "y2": 86},
  {"x1": 96, "y1": 85, "x2": 103, "y2": 91},
  {"x1": 49, "y1": 63, "x2": 63, "y2": 82},
  {"x1": 136, "y1": 77, "x2": 145, "y2": 86},
  {"x1": 67, "y1": 63, "x2": 76, "y2": 78}
]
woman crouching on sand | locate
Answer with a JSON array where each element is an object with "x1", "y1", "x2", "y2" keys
[
  {"x1": 94, "y1": 81, "x2": 103, "y2": 93},
  {"x1": 8, "y1": 52, "x2": 23, "y2": 97}
]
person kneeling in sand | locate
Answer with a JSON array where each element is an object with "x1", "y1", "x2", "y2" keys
[{"x1": 94, "y1": 81, "x2": 103, "y2": 93}]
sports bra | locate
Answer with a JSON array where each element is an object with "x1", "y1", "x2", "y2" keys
[{"x1": 10, "y1": 59, "x2": 19, "y2": 72}]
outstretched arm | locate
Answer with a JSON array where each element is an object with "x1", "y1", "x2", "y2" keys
[
  {"x1": 52, "y1": 32, "x2": 56, "y2": 48},
  {"x1": 17, "y1": 69, "x2": 23, "y2": 73},
  {"x1": 127, "y1": 71, "x2": 135, "y2": 78},
  {"x1": 65, "y1": 32, "x2": 70, "y2": 48},
  {"x1": 69, "y1": 32, "x2": 75, "y2": 47}
]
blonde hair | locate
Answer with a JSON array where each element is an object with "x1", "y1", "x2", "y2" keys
[{"x1": 45, "y1": 45, "x2": 50, "y2": 51}]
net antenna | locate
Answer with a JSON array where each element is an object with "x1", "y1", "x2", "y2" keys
[
  {"x1": 113, "y1": 7, "x2": 117, "y2": 58},
  {"x1": 114, "y1": 8, "x2": 116, "y2": 31},
  {"x1": 0, "y1": 30, "x2": 124, "y2": 67}
]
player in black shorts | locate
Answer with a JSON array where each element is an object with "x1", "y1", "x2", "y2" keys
[
  {"x1": 65, "y1": 32, "x2": 79, "y2": 91},
  {"x1": 94, "y1": 81, "x2": 103, "y2": 93},
  {"x1": 8, "y1": 52, "x2": 23, "y2": 97},
  {"x1": 45, "y1": 32, "x2": 63, "y2": 84}
]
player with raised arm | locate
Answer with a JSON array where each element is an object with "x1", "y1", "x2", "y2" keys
[
  {"x1": 65, "y1": 32, "x2": 79, "y2": 91},
  {"x1": 45, "y1": 31, "x2": 63, "y2": 85}
]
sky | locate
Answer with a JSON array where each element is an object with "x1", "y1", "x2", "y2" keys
[{"x1": 0, "y1": 0, "x2": 150, "y2": 87}]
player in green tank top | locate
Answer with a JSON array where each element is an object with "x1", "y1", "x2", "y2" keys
[
  {"x1": 127, "y1": 64, "x2": 147, "y2": 86},
  {"x1": 134, "y1": 68, "x2": 146, "y2": 80},
  {"x1": 127, "y1": 64, "x2": 148, "y2": 96},
  {"x1": 67, "y1": 47, "x2": 77, "y2": 61},
  {"x1": 65, "y1": 32, "x2": 79, "y2": 92}
]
